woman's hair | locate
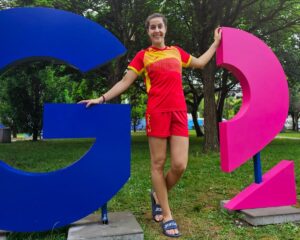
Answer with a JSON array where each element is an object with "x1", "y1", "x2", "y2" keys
[{"x1": 145, "y1": 13, "x2": 167, "y2": 30}]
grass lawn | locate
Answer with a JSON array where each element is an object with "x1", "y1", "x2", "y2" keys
[{"x1": 0, "y1": 131, "x2": 300, "y2": 239}]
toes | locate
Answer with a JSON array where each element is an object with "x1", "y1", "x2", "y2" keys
[{"x1": 166, "y1": 229, "x2": 178, "y2": 235}]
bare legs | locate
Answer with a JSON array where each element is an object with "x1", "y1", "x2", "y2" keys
[{"x1": 148, "y1": 136, "x2": 189, "y2": 235}]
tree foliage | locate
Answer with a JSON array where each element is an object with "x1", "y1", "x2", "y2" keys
[
  {"x1": 0, "y1": 62, "x2": 75, "y2": 140},
  {"x1": 0, "y1": 0, "x2": 299, "y2": 148}
]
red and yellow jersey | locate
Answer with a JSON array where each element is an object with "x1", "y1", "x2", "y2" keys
[{"x1": 128, "y1": 46, "x2": 191, "y2": 113}]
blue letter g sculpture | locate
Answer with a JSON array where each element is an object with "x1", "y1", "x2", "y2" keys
[{"x1": 0, "y1": 7, "x2": 130, "y2": 232}]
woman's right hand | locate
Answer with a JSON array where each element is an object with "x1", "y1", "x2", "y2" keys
[{"x1": 78, "y1": 97, "x2": 103, "y2": 107}]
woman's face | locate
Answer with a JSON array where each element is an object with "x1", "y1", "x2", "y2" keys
[{"x1": 147, "y1": 17, "x2": 166, "y2": 47}]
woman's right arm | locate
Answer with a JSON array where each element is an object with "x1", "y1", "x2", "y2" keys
[{"x1": 78, "y1": 69, "x2": 138, "y2": 107}]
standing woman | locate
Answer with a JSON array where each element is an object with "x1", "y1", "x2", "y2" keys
[{"x1": 79, "y1": 13, "x2": 221, "y2": 238}]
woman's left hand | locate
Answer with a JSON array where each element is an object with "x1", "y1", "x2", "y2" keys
[{"x1": 213, "y1": 27, "x2": 222, "y2": 47}]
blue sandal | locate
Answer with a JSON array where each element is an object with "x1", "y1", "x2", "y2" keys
[
  {"x1": 150, "y1": 191, "x2": 163, "y2": 222},
  {"x1": 161, "y1": 219, "x2": 181, "y2": 238}
]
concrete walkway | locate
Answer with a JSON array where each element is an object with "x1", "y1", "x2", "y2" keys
[{"x1": 276, "y1": 136, "x2": 300, "y2": 140}]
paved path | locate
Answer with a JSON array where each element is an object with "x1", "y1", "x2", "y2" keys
[{"x1": 276, "y1": 136, "x2": 300, "y2": 140}]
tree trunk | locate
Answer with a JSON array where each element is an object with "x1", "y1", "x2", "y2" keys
[
  {"x1": 186, "y1": 85, "x2": 204, "y2": 137},
  {"x1": 31, "y1": 73, "x2": 41, "y2": 142},
  {"x1": 32, "y1": 128, "x2": 38, "y2": 141},
  {"x1": 292, "y1": 112, "x2": 297, "y2": 131},
  {"x1": 291, "y1": 112, "x2": 295, "y2": 130},
  {"x1": 191, "y1": 108, "x2": 204, "y2": 137},
  {"x1": 107, "y1": 58, "x2": 127, "y2": 104},
  {"x1": 295, "y1": 113, "x2": 299, "y2": 132},
  {"x1": 216, "y1": 70, "x2": 230, "y2": 141},
  {"x1": 203, "y1": 62, "x2": 219, "y2": 152},
  {"x1": 217, "y1": 70, "x2": 229, "y2": 123},
  {"x1": 133, "y1": 118, "x2": 137, "y2": 132},
  {"x1": 12, "y1": 127, "x2": 17, "y2": 138}
]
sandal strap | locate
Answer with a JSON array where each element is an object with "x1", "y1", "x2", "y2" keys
[
  {"x1": 151, "y1": 191, "x2": 162, "y2": 215},
  {"x1": 154, "y1": 205, "x2": 162, "y2": 214},
  {"x1": 162, "y1": 220, "x2": 178, "y2": 231}
]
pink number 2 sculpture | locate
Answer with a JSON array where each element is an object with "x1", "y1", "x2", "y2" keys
[{"x1": 217, "y1": 27, "x2": 296, "y2": 210}]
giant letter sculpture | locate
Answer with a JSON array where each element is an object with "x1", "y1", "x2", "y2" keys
[
  {"x1": 0, "y1": 7, "x2": 130, "y2": 232},
  {"x1": 217, "y1": 27, "x2": 296, "y2": 210}
]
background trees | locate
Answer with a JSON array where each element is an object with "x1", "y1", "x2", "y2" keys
[
  {"x1": 278, "y1": 32, "x2": 300, "y2": 131},
  {"x1": 148, "y1": 0, "x2": 300, "y2": 151},
  {"x1": 0, "y1": 63, "x2": 75, "y2": 140},
  {"x1": 0, "y1": 0, "x2": 299, "y2": 149}
]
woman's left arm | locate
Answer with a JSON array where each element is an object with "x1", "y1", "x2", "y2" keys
[{"x1": 189, "y1": 27, "x2": 222, "y2": 69}]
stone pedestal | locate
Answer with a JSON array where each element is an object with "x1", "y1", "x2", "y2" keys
[
  {"x1": 221, "y1": 200, "x2": 300, "y2": 226},
  {"x1": 68, "y1": 212, "x2": 143, "y2": 240}
]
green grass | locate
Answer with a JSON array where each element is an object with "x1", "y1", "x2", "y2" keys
[{"x1": 0, "y1": 132, "x2": 300, "y2": 239}]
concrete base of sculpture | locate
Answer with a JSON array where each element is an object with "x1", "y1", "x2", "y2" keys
[
  {"x1": 221, "y1": 200, "x2": 300, "y2": 226},
  {"x1": 68, "y1": 212, "x2": 144, "y2": 240}
]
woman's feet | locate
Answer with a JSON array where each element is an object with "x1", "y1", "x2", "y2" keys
[
  {"x1": 151, "y1": 191, "x2": 180, "y2": 237},
  {"x1": 161, "y1": 219, "x2": 181, "y2": 238},
  {"x1": 150, "y1": 191, "x2": 163, "y2": 222}
]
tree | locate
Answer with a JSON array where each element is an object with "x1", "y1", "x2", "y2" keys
[
  {"x1": 185, "y1": 70, "x2": 204, "y2": 137},
  {"x1": 0, "y1": 0, "x2": 128, "y2": 139},
  {"x1": 85, "y1": 0, "x2": 153, "y2": 103},
  {"x1": 0, "y1": 0, "x2": 13, "y2": 9},
  {"x1": 290, "y1": 90, "x2": 300, "y2": 132},
  {"x1": 0, "y1": 62, "x2": 74, "y2": 141},
  {"x1": 6, "y1": 0, "x2": 300, "y2": 148}
]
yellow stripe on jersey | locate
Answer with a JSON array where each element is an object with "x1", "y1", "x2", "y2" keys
[
  {"x1": 128, "y1": 66, "x2": 144, "y2": 76},
  {"x1": 182, "y1": 55, "x2": 192, "y2": 68},
  {"x1": 144, "y1": 47, "x2": 181, "y2": 68},
  {"x1": 144, "y1": 71, "x2": 151, "y2": 93}
]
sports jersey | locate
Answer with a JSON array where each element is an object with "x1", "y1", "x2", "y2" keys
[{"x1": 128, "y1": 46, "x2": 192, "y2": 113}]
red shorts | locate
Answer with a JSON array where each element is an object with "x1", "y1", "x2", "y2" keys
[{"x1": 146, "y1": 111, "x2": 188, "y2": 138}]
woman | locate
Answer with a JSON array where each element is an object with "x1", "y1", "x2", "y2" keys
[{"x1": 79, "y1": 13, "x2": 221, "y2": 238}]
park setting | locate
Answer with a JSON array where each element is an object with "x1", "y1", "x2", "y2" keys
[{"x1": 0, "y1": 0, "x2": 299, "y2": 239}]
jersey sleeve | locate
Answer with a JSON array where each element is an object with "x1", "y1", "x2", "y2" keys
[
  {"x1": 128, "y1": 50, "x2": 145, "y2": 75},
  {"x1": 174, "y1": 46, "x2": 192, "y2": 68}
]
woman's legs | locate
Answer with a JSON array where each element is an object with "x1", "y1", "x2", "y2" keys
[{"x1": 149, "y1": 135, "x2": 188, "y2": 235}]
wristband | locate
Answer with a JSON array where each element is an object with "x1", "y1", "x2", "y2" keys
[{"x1": 101, "y1": 95, "x2": 106, "y2": 103}]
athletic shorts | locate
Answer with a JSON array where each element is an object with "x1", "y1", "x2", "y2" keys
[{"x1": 146, "y1": 111, "x2": 188, "y2": 138}]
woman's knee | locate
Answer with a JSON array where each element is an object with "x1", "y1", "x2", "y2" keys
[
  {"x1": 171, "y1": 161, "x2": 187, "y2": 175},
  {"x1": 151, "y1": 155, "x2": 166, "y2": 173}
]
